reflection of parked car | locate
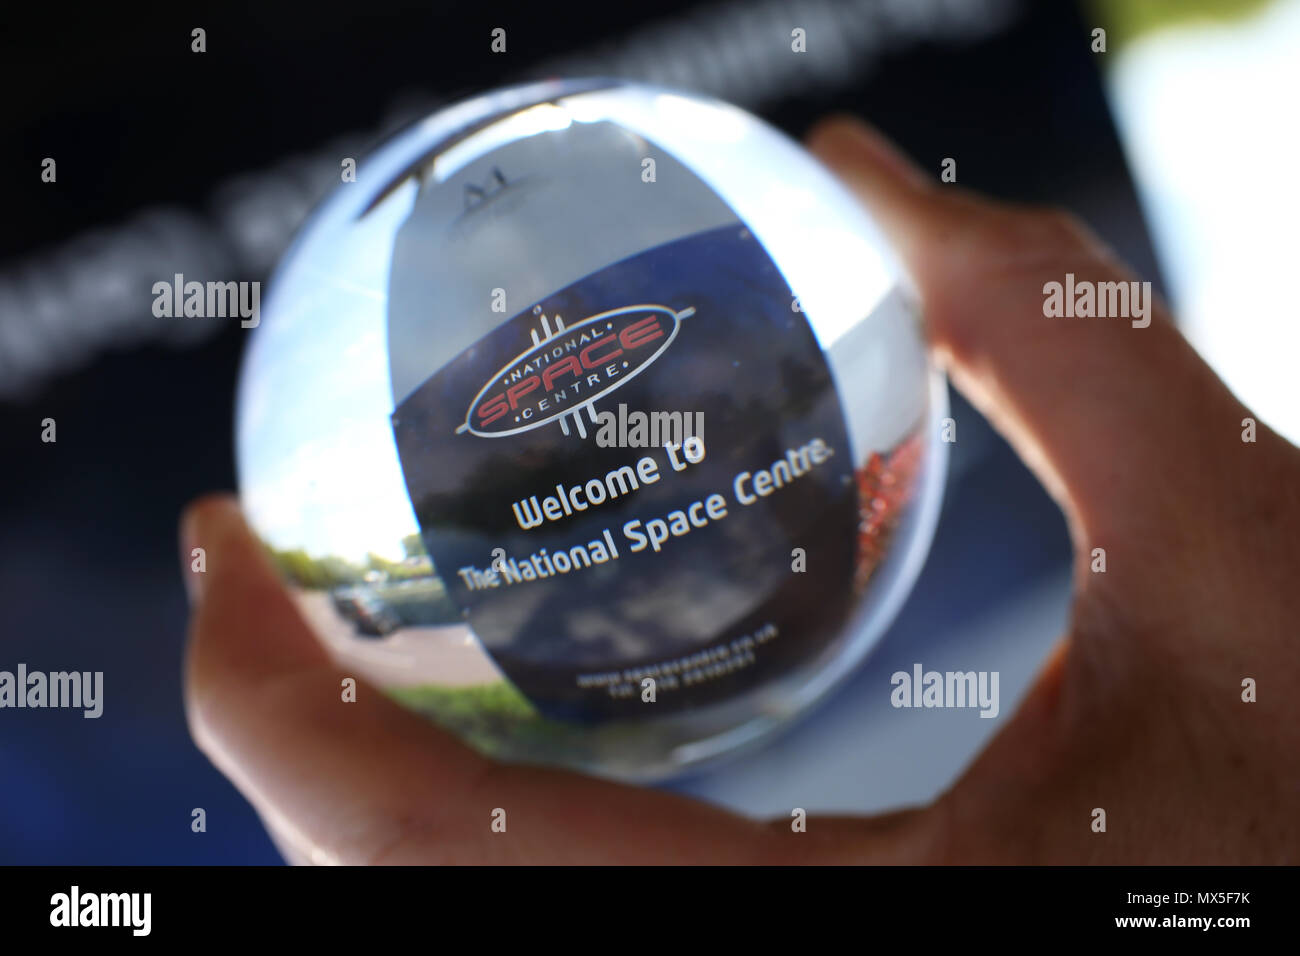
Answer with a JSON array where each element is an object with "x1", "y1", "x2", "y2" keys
[{"x1": 330, "y1": 586, "x2": 401, "y2": 637}]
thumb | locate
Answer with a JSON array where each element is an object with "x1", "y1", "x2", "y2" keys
[{"x1": 806, "y1": 116, "x2": 1250, "y2": 556}]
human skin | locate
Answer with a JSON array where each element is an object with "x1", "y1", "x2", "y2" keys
[{"x1": 180, "y1": 116, "x2": 1300, "y2": 864}]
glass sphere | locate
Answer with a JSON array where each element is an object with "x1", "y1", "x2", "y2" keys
[{"x1": 236, "y1": 79, "x2": 947, "y2": 781}]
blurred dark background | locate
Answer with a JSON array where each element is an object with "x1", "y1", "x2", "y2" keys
[{"x1": 0, "y1": 0, "x2": 1171, "y2": 862}]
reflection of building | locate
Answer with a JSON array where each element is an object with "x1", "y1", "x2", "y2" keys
[{"x1": 855, "y1": 432, "x2": 924, "y2": 592}]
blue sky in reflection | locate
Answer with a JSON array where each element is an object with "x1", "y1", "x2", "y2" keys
[{"x1": 237, "y1": 180, "x2": 422, "y2": 562}]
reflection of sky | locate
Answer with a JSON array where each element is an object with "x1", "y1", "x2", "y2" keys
[
  {"x1": 237, "y1": 181, "x2": 419, "y2": 562},
  {"x1": 1107, "y1": 0, "x2": 1300, "y2": 445}
]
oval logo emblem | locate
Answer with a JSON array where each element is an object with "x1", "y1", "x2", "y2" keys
[{"x1": 458, "y1": 304, "x2": 693, "y2": 438}]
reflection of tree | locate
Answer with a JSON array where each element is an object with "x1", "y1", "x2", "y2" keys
[
  {"x1": 256, "y1": 531, "x2": 444, "y2": 594},
  {"x1": 261, "y1": 543, "x2": 365, "y2": 590},
  {"x1": 401, "y1": 533, "x2": 428, "y2": 559},
  {"x1": 368, "y1": 551, "x2": 434, "y2": 582}
]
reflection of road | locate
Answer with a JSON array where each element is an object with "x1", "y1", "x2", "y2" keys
[{"x1": 296, "y1": 591, "x2": 503, "y2": 688}]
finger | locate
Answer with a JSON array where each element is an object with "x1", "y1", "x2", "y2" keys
[
  {"x1": 183, "y1": 495, "x2": 941, "y2": 864},
  {"x1": 806, "y1": 116, "x2": 1255, "y2": 551}
]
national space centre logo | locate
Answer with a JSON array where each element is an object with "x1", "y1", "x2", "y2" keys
[{"x1": 458, "y1": 303, "x2": 696, "y2": 439}]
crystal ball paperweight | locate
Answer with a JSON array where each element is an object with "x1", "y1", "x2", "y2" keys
[{"x1": 236, "y1": 79, "x2": 947, "y2": 781}]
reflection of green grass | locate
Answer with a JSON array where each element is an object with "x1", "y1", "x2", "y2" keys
[
  {"x1": 389, "y1": 681, "x2": 538, "y2": 722},
  {"x1": 387, "y1": 682, "x2": 577, "y2": 760}
]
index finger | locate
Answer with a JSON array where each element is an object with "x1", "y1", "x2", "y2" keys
[{"x1": 807, "y1": 117, "x2": 1254, "y2": 550}]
